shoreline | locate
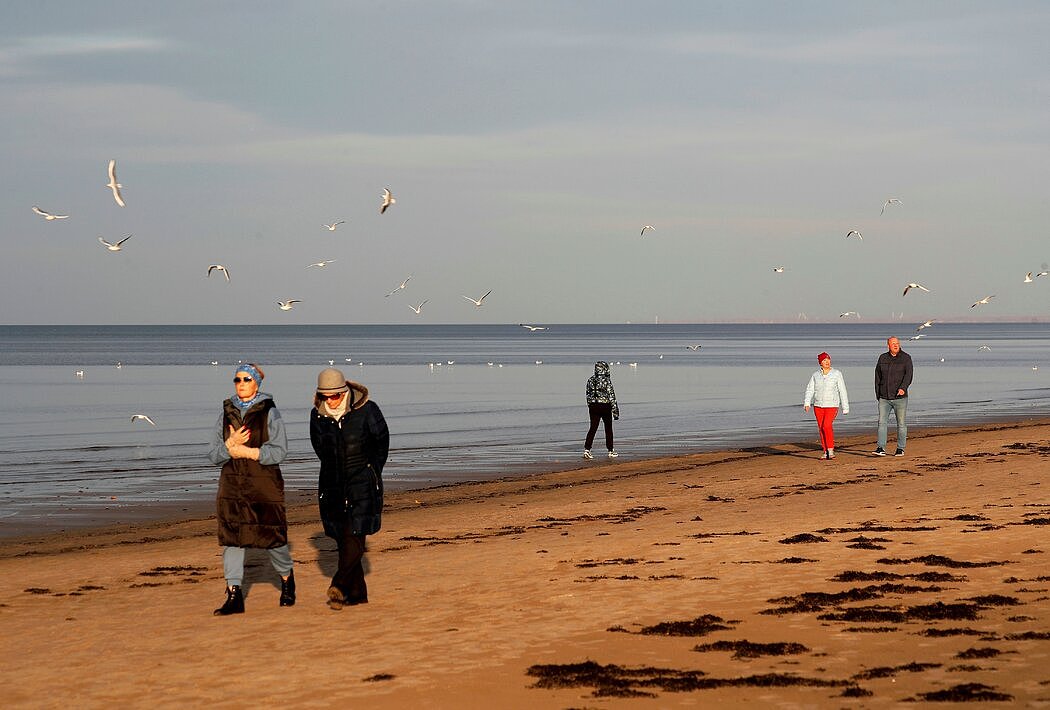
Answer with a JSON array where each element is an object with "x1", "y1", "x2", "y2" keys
[{"x1": 2, "y1": 416, "x2": 1048, "y2": 706}]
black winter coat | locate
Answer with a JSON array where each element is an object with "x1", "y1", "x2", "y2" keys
[{"x1": 310, "y1": 382, "x2": 389, "y2": 539}]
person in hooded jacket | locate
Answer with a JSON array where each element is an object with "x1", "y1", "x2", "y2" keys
[
  {"x1": 583, "y1": 360, "x2": 619, "y2": 459},
  {"x1": 310, "y1": 368, "x2": 389, "y2": 610},
  {"x1": 206, "y1": 363, "x2": 294, "y2": 616}
]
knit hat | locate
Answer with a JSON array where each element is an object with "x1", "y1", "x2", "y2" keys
[
  {"x1": 817, "y1": 352, "x2": 830, "y2": 364},
  {"x1": 316, "y1": 368, "x2": 349, "y2": 394}
]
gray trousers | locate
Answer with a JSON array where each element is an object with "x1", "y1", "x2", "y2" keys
[{"x1": 223, "y1": 545, "x2": 293, "y2": 587}]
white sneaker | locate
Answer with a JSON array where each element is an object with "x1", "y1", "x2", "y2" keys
[
  {"x1": 582, "y1": 449, "x2": 594, "y2": 459},
  {"x1": 607, "y1": 450, "x2": 618, "y2": 458}
]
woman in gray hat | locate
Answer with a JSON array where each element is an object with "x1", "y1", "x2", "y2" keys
[{"x1": 310, "y1": 367, "x2": 389, "y2": 609}]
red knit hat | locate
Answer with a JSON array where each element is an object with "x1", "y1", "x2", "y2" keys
[{"x1": 817, "y1": 352, "x2": 830, "y2": 363}]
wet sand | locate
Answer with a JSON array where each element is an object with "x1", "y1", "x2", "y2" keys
[{"x1": 3, "y1": 420, "x2": 1049, "y2": 707}]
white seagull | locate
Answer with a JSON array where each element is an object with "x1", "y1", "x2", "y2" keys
[
  {"x1": 686, "y1": 344, "x2": 702, "y2": 351},
  {"x1": 307, "y1": 259, "x2": 337, "y2": 268},
  {"x1": 971, "y1": 295, "x2": 995, "y2": 308},
  {"x1": 909, "y1": 334, "x2": 927, "y2": 340},
  {"x1": 462, "y1": 290, "x2": 492, "y2": 307},
  {"x1": 1037, "y1": 271, "x2": 1050, "y2": 278},
  {"x1": 1024, "y1": 272, "x2": 1034, "y2": 283},
  {"x1": 520, "y1": 324, "x2": 547, "y2": 331},
  {"x1": 640, "y1": 225, "x2": 655, "y2": 237},
  {"x1": 277, "y1": 300, "x2": 301, "y2": 311},
  {"x1": 98, "y1": 235, "x2": 131, "y2": 251},
  {"x1": 772, "y1": 266, "x2": 786, "y2": 273},
  {"x1": 207, "y1": 264, "x2": 231, "y2": 282},
  {"x1": 380, "y1": 188, "x2": 396, "y2": 214},
  {"x1": 880, "y1": 198, "x2": 902, "y2": 215},
  {"x1": 977, "y1": 345, "x2": 992, "y2": 351},
  {"x1": 845, "y1": 230, "x2": 863, "y2": 240},
  {"x1": 408, "y1": 300, "x2": 428, "y2": 315},
  {"x1": 322, "y1": 221, "x2": 346, "y2": 231},
  {"x1": 130, "y1": 414, "x2": 156, "y2": 426},
  {"x1": 902, "y1": 282, "x2": 930, "y2": 297},
  {"x1": 916, "y1": 320, "x2": 935, "y2": 332},
  {"x1": 32, "y1": 206, "x2": 69, "y2": 221},
  {"x1": 839, "y1": 311, "x2": 860, "y2": 318},
  {"x1": 106, "y1": 159, "x2": 126, "y2": 207},
  {"x1": 385, "y1": 276, "x2": 412, "y2": 297}
]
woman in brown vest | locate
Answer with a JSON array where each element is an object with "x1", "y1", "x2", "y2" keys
[{"x1": 207, "y1": 363, "x2": 294, "y2": 615}]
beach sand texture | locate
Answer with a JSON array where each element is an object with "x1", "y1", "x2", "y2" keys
[{"x1": 3, "y1": 421, "x2": 1049, "y2": 708}]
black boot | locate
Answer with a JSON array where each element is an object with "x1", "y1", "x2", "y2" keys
[
  {"x1": 279, "y1": 570, "x2": 296, "y2": 607},
  {"x1": 213, "y1": 585, "x2": 244, "y2": 616}
]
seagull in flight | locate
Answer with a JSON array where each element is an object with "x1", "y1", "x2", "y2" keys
[
  {"x1": 902, "y1": 282, "x2": 930, "y2": 297},
  {"x1": 909, "y1": 334, "x2": 927, "y2": 340},
  {"x1": 977, "y1": 345, "x2": 992, "y2": 351},
  {"x1": 845, "y1": 230, "x2": 863, "y2": 240},
  {"x1": 685, "y1": 344, "x2": 702, "y2": 351},
  {"x1": 32, "y1": 206, "x2": 69, "y2": 221},
  {"x1": 520, "y1": 324, "x2": 547, "y2": 331},
  {"x1": 322, "y1": 221, "x2": 346, "y2": 231},
  {"x1": 772, "y1": 267, "x2": 786, "y2": 273},
  {"x1": 916, "y1": 320, "x2": 935, "y2": 332},
  {"x1": 839, "y1": 311, "x2": 860, "y2": 318},
  {"x1": 640, "y1": 225, "x2": 655, "y2": 237},
  {"x1": 462, "y1": 290, "x2": 492, "y2": 307},
  {"x1": 106, "y1": 159, "x2": 126, "y2": 207},
  {"x1": 408, "y1": 300, "x2": 428, "y2": 315},
  {"x1": 207, "y1": 264, "x2": 230, "y2": 282},
  {"x1": 385, "y1": 275, "x2": 412, "y2": 296},
  {"x1": 130, "y1": 414, "x2": 156, "y2": 426},
  {"x1": 380, "y1": 188, "x2": 396, "y2": 214},
  {"x1": 277, "y1": 300, "x2": 301, "y2": 311},
  {"x1": 98, "y1": 235, "x2": 131, "y2": 251},
  {"x1": 1024, "y1": 272, "x2": 1034, "y2": 283},
  {"x1": 971, "y1": 295, "x2": 995, "y2": 308},
  {"x1": 307, "y1": 259, "x2": 337, "y2": 268},
  {"x1": 880, "y1": 198, "x2": 902, "y2": 216},
  {"x1": 1037, "y1": 271, "x2": 1050, "y2": 278}
]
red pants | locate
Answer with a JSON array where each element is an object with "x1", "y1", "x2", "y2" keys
[{"x1": 813, "y1": 406, "x2": 838, "y2": 451}]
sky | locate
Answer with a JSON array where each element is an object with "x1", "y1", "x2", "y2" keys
[{"x1": 2, "y1": 1, "x2": 1048, "y2": 325}]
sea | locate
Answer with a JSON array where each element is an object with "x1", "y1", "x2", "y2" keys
[{"x1": 1, "y1": 322, "x2": 1047, "y2": 536}]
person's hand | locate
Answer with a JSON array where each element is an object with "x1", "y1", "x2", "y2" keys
[
  {"x1": 225, "y1": 425, "x2": 249, "y2": 452},
  {"x1": 897, "y1": 388, "x2": 906, "y2": 396}
]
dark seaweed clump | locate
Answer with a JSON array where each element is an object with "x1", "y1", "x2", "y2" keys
[
  {"x1": 852, "y1": 662, "x2": 940, "y2": 680},
  {"x1": 692, "y1": 640, "x2": 809, "y2": 659},
  {"x1": 876, "y1": 555, "x2": 1007, "y2": 568},
  {"x1": 955, "y1": 647, "x2": 1002, "y2": 659},
  {"x1": 779, "y1": 533, "x2": 829, "y2": 544},
  {"x1": 965, "y1": 594, "x2": 1021, "y2": 606},
  {"x1": 638, "y1": 614, "x2": 733, "y2": 637},
  {"x1": 917, "y1": 628, "x2": 990, "y2": 638},
  {"x1": 1005, "y1": 631, "x2": 1050, "y2": 640},
  {"x1": 819, "y1": 601, "x2": 982, "y2": 624},
  {"x1": 775, "y1": 557, "x2": 818, "y2": 564},
  {"x1": 362, "y1": 673, "x2": 395, "y2": 682},
  {"x1": 909, "y1": 683, "x2": 1012, "y2": 702},
  {"x1": 763, "y1": 583, "x2": 940, "y2": 616}
]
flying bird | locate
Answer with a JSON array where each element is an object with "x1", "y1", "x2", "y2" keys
[
  {"x1": 977, "y1": 345, "x2": 992, "y2": 351},
  {"x1": 1037, "y1": 271, "x2": 1050, "y2": 278},
  {"x1": 207, "y1": 265, "x2": 230, "y2": 282},
  {"x1": 845, "y1": 230, "x2": 863, "y2": 240},
  {"x1": 322, "y1": 221, "x2": 346, "y2": 231},
  {"x1": 385, "y1": 276, "x2": 412, "y2": 296},
  {"x1": 971, "y1": 295, "x2": 995, "y2": 308},
  {"x1": 32, "y1": 206, "x2": 69, "y2": 220},
  {"x1": 640, "y1": 225, "x2": 655, "y2": 237},
  {"x1": 408, "y1": 300, "x2": 428, "y2": 315},
  {"x1": 106, "y1": 159, "x2": 126, "y2": 207},
  {"x1": 772, "y1": 267, "x2": 785, "y2": 273},
  {"x1": 902, "y1": 282, "x2": 930, "y2": 297},
  {"x1": 1024, "y1": 272, "x2": 1034, "y2": 283},
  {"x1": 880, "y1": 198, "x2": 902, "y2": 215},
  {"x1": 909, "y1": 334, "x2": 927, "y2": 340},
  {"x1": 98, "y1": 235, "x2": 131, "y2": 251},
  {"x1": 307, "y1": 260, "x2": 337, "y2": 268},
  {"x1": 277, "y1": 300, "x2": 301, "y2": 311},
  {"x1": 380, "y1": 188, "x2": 395, "y2": 214},
  {"x1": 520, "y1": 324, "x2": 547, "y2": 331},
  {"x1": 686, "y1": 345, "x2": 702, "y2": 351},
  {"x1": 839, "y1": 311, "x2": 860, "y2": 318},
  {"x1": 130, "y1": 414, "x2": 156, "y2": 426},
  {"x1": 916, "y1": 320, "x2": 935, "y2": 332},
  {"x1": 462, "y1": 290, "x2": 492, "y2": 307}
]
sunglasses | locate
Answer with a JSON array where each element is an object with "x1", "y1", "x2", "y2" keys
[
  {"x1": 321, "y1": 392, "x2": 345, "y2": 401},
  {"x1": 233, "y1": 376, "x2": 254, "y2": 383}
]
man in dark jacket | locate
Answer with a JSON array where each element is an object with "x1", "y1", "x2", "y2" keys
[{"x1": 873, "y1": 336, "x2": 913, "y2": 457}]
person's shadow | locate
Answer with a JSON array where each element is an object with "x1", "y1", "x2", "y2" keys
[{"x1": 307, "y1": 533, "x2": 373, "y2": 587}]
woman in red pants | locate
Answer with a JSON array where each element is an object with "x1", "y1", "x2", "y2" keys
[{"x1": 803, "y1": 352, "x2": 850, "y2": 459}]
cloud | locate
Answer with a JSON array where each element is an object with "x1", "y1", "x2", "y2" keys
[{"x1": 0, "y1": 34, "x2": 173, "y2": 76}]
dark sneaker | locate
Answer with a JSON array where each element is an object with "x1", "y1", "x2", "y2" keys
[
  {"x1": 873, "y1": 448, "x2": 887, "y2": 456},
  {"x1": 894, "y1": 449, "x2": 905, "y2": 457}
]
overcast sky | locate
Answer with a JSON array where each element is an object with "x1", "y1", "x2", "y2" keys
[{"x1": 2, "y1": 2, "x2": 1048, "y2": 325}]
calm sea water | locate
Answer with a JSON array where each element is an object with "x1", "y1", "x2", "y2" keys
[{"x1": 1, "y1": 323, "x2": 1047, "y2": 535}]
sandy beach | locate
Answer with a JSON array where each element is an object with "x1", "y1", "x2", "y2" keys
[{"x1": 3, "y1": 419, "x2": 1049, "y2": 708}]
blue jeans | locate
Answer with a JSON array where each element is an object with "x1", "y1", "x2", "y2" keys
[{"x1": 877, "y1": 397, "x2": 908, "y2": 450}]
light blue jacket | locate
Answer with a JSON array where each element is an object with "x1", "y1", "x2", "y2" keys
[{"x1": 803, "y1": 368, "x2": 849, "y2": 413}]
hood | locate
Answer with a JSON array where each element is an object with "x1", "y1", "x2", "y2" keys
[
  {"x1": 313, "y1": 380, "x2": 369, "y2": 412},
  {"x1": 593, "y1": 361, "x2": 611, "y2": 377}
]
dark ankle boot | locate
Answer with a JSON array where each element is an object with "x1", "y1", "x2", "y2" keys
[
  {"x1": 279, "y1": 571, "x2": 296, "y2": 607},
  {"x1": 214, "y1": 585, "x2": 244, "y2": 616}
]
